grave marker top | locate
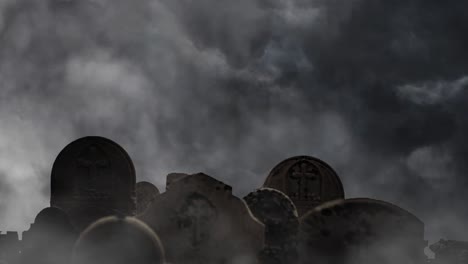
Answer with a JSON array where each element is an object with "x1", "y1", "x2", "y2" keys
[{"x1": 264, "y1": 156, "x2": 344, "y2": 215}]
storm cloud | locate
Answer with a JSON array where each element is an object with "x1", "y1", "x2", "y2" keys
[{"x1": 0, "y1": 0, "x2": 467, "y2": 247}]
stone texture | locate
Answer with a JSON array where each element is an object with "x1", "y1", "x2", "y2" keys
[
  {"x1": 136, "y1": 181, "x2": 160, "y2": 215},
  {"x1": 298, "y1": 198, "x2": 426, "y2": 264},
  {"x1": 140, "y1": 173, "x2": 264, "y2": 264},
  {"x1": 244, "y1": 188, "x2": 299, "y2": 264}
]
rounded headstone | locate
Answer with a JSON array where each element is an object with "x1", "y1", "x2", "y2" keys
[
  {"x1": 298, "y1": 198, "x2": 425, "y2": 264},
  {"x1": 51, "y1": 136, "x2": 136, "y2": 229},
  {"x1": 72, "y1": 216, "x2": 165, "y2": 264},
  {"x1": 34, "y1": 206, "x2": 75, "y2": 229},
  {"x1": 244, "y1": 188, "x2": 298, "y2": 225},
  {"x1": 22, "y1": 207, "x2": 77, "y2": 264},
  {"x1": 136, "y1": 181, "x2": 160, "y2": 215},
  {"x1": 244, "y1": 188, "x2": 299, "y2": 264},
  {"x1": 264, "y1": 156, "x2": 344, "y2": 215}
]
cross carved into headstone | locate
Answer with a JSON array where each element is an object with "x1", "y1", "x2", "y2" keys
[
  {"x1": 76, "y1": 145, "x2": 110, "y2": 189},
  {"x1": 178, "y1": 194, "x2": 217, "y2": 248},
  {"x1": 288, "y1": 161, "x2": 320, "y2": 201}
]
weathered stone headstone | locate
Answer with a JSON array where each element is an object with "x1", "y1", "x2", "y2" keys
[
  {"x1": 264, "y1": 156, "x2": 344, "y2": 216},
  {"x1": 136, "y1": 181, "x2": 160, "y2": 215},
  {"x1": 71, "y1": 216, "x2": 164, "y2": 264},
  {"x1": 21, "y1": 207, "x2": 77, "y2": 264},
  {"x1": 244, "y1": 188, "x2": 299, "y2": 264},
  {"x1": 166, "y1": 172, "x2": 189, "y2": 191},
  {"x1": 139, "y1": 173, "x2": 264, "y2": 264},
  {"x1": 298, "y1": 198, "x2": 426, "y2": 264},
  {"x1": 50, "y1": 136, "x2": 136, "y2": 229}
]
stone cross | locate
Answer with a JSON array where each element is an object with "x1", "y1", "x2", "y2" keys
[
  {"x1": 288, "y1": 161, "x2": 319, "y2": 200},
  {"x1": 178, "y1": 194, "x2": 217, "y2": 247},
  {"x1": 76, "y1": 145, "x2": 110, "y2": 187}
]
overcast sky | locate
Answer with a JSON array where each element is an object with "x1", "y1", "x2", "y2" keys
[{"x1": 0, "y1": 0, "x2": 467, "y2": 245}]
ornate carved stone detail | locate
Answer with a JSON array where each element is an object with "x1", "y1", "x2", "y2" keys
[{"x1": 287, "y1": 160, "x2": 321, "y2": 201}]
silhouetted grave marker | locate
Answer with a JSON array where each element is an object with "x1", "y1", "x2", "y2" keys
[
  {"x1": 0, "y1": 231, "x2": 20, "y2": 264},
  {"x1": 244, "y1": 188, "x2": 299, "y2": 264},
  {"x1": 21, "y1": 207, "x2": 77, "y2": 264},
  {"x1": 140, "y1": 173, "x2": 264, "y2": 264},
  {"x1": 136, "y1": 181, "x2": 160, "y2": 215},
  {"x1": 264, "y1": 156, "x2": 344, "y2": 216},
  {"x1": 51, "y1": 136, "x2": 136, "y2": 229},
  {"x1": 72, "y1": 216, "x2": 165, "y2": 264},
  {"x1": 298, "y1": 198, "x2": 426, "y2": 264}
]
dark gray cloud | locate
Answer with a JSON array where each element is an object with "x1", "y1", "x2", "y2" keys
[{"x1": 0, "y1": 0, "x2": 466, "y2": 247}]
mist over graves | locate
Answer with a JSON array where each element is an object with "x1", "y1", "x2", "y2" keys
[{"x1": 0, "y1": 136, "x2": 461, "y2": 264}]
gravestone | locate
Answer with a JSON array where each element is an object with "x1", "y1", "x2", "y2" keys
[
  {"x1": 136, "y1": 181, "x2": 160, "y2": 215},
  {"x1": 139, "y1": 173, "x2": 264, "y2": 264},
  {"x1": 263, "y1": 156, "x2": 344, "y2": 215},
  {"x1": 71, "y1": 216, "x2": 165, "y2": 264},
  {"x1": 244, "y1": 188, "x2": 299, "y2": 264},
  {"x1": 0, "y1": 232, "x2": 20, "y2": 264},
  {"x1": 21, "y1": 207, "x2": 77, "y2": 264},
  {"x1": 166, "y1": 172, "x2": 189, "y2": 191},
  {"x1": 50, "y1": 136, "x2": 136, "y2": 229},
  {"x1": 298, "y1": 198, "x2": 426, "y2": 264}
]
